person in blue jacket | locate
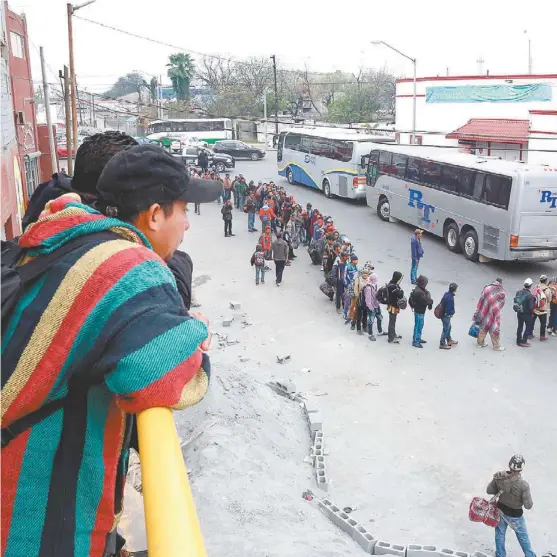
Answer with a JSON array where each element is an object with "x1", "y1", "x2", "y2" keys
[
  {"x1": 439, "y1": 282, "x2": 458, "y2": 349},
  {"x1": 410, "y1": 229, "x2": 424, "y2": 285}
]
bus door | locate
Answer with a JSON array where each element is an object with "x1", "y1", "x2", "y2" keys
[{"x1": 366, "y1": 150, "x2": 379, "y2": 187}]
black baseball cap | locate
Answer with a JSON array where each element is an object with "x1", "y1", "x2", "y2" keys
[{"x1": 96, "y1": 144, "x2": 222, "y2": 217}]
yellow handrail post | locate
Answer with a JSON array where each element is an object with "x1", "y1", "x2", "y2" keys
[{"x1": 136, "y1": 407, "x2": 207, "y2": 557}]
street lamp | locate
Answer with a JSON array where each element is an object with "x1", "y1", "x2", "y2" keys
[
  {"x1": 371, "y1": 40, "x2": 417, "y2": 145},
  {"x1": 523, "y1": 30, "x2": 532, "y2": 74},
  {"x1": 67, "y1": 0, "x2": 96, "y2": 152}
]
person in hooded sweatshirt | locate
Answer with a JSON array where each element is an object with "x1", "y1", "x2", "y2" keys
[
  {"x1": 366, "y1": 270, "x2": 386, "y2": 340},
  {"x1": 486, "y1": 454, "x2": 535, "y2": 557},
  {"x1": 344, "y1": 254, "x2": 360, "y2": 324},
  {"x1": 409, "y1": 275, "x2": 433, "y2": 348},
  {"x1": 353, "y1": 266, "x2": 372, "y2": 335},
  {"x1": 439, "y1": 282, "x2": 458, "y2": 349},
  {"x1": 332, "y1": 250, "x2": 349, "y2": 313},
  {"x1": 386, "y1": 271, "x2": 405, "y2": 343}
]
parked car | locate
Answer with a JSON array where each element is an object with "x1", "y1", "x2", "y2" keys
[
  {"x1": 181, "y1": 147, "x2": 235, "y2": 173},
  {"x1": 133, "y1": 137, "x2": 159, "y2": 146},
  {"x1": 213, "y1": 140, "x2": 265, "y2": 161},
  {"x1": 57, "y1": 142, "x2": 76, "y2": 158}
]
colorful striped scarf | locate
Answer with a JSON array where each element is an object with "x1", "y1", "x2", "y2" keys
[{"x1": 1, "y1": 194, "x2": 210, "y2": 557}]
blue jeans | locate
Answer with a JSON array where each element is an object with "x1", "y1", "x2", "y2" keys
[
  {"x1": 440, "y1": 315, "x2": 452, "y2": 345},
  {"x1": 239, "y1": 195, "x2": 246, "y2": 210},
  {"x1": 413, "y1": 312, "x2": 425, "y2": 344},
  {"x1": 248, "y1": 212, "x2": 255, "y2": 230},
  {"x1": 495, "y1": 512, "x2": 535, "y2": 557},
  {"x1": 410, "y1": 259, "x2": 419, "y2": 284},
  {"x1": 255, "y1": 266, "x2": 265, "y2": 283},
  {"x1": 368, "y1": 308, "x2": 383, "y2": 334}
]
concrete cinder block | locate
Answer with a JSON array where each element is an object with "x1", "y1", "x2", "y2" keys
[
  {"x1": 471, "y1": 552, "x2": 488, "y2": 557},
  {"x1": 373, "y1": 541, "x2": 407, "y2": 557},
  {"x1": 441, "y1": 550, "x2": 469, "y2": 557},
  {"x1": 277, "y1": 380, "x2": 296, "y2": 394},
  {"x1": 222, "y1": 316, "x2": 234, "y2": 327},
  {"x1": 353, "y1": 525, "x2": 377, "y2": 554},
  {"x1": 336, "y1": 512, "x2": 353, "y2": 534},
  {"x1": 308, "y1": 411, "x2": 323, "y2": 432},
  {"x1": 229, "y1": 301, "x2": 241, "y2": 310},
  {"x1": 407, "y1": 545, "x2": 438, "y2": 557},
  {"x1": 304, "y1": 398, "x2": 319, "y2": 414}
]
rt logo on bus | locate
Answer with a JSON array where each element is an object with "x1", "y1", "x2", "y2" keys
[
  {"x1": 408, "y1": 188, "x2": 436, "y2": 224},
  {"x1": 540, "y1": 190, "x2": 557, "y2": 208}
]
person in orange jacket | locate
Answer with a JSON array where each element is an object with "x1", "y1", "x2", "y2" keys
[{"x1": 259, "y1": 203, "x2": 277, "y2": 233}]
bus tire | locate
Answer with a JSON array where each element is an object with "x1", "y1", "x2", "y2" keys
[
  {"x1": 462, "y1": 229, "x2": 479, "y2": 261},
  {"x1": 444, "y1": 222, "x2": 462, "y2": 253},
  {"x1": 377, "y1": 196, "x2": 390, "y2": 222},
  {"x1": 286, "y1": 167, "x2": 294, "y2": 185},
  {"x1": 322, "y1": 179, "x2": 332, "y2": 198}
]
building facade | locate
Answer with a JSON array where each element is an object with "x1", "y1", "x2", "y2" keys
[
  {"x1": 395, "y1": 74, "x2": 557, "y2": 165},
  {"x1": 1, "y1": 1, "x2": 43, "y2": 239}
]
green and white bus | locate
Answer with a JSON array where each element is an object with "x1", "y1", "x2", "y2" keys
[
  {"x1": 146, "y1": 118, "x2": 232, "y2": 146},
  {"x1": 365, "y1": 144, "x2": 557, "y2": 262},
  {"x1": 277, "y1": 127, "x2": 393, "y2": 200}
]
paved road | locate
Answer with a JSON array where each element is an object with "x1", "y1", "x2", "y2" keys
[{"x1": 186, "y1": 155, "x2": 556, "y2": 551}]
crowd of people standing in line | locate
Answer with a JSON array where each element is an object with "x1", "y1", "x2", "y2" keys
[{"x1": 191, "y1": 166, "x2": 557, "y2": 351}]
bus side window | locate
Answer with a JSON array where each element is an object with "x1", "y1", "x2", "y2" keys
[
  {"x1": 300, "y1": 136, "x2": 312, "y2": 154},
  {"x1": 459, "y1": 169, "x2": 476, "y2": 197},
  {"x1": 406, "y1": 157, "x2": 422, "y2": 182},
  {"x1": 484, "y1": 174, "x2": 511, "y2": 210},
  {"x1": 440, "y1": 165, "x2": 461, "y2": 193},
  {"x1": 392, "y1": 154, "x2": 408, "y2": 178},
  {"x1": 378, "y1": 151, "x2": 392, "y2": 174},
  {"x1": 472, "y1": 172, "x2": 485, "y2": 199},
  {"x1": 422, "y1": 161, "x2": 442, "y2": 188}
]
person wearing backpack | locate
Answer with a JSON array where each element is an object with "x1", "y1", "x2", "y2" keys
[
  {"x1": 532, "y1": 274, "x2": 551, "y2": 341},
  {"x1": 409, "y1": 275, "x2": 433, "y2": 348},
  {"x1": 251, "y1": 243, "x2": 266, "y2": 285},
  {"x1": 386, "y1": 271, "x2": 405, "y2": 343},
  {"x1": 439, "y1": 282, "x2": 458, "y2": 349},
  {"x1": 514, "y1": 278, "x2": 536, "y2": 347},
  {"x1": 345, "y1": 254, "x2": 360, "y2": 323},
  {"x1": 1, "y1": 145, "x2": 220, "y2": 557},
  {"x1": 486, "y1": 454, "x2": 535, "y2": 557},
  {"x1": 353, "y1": 266, "x2": 372, "y2": 335}
]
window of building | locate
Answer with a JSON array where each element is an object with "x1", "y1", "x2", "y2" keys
[
  {"x1": 482, "y1": 173, "x2": 512, "y2": 209},
  {"x1": 10, "y1": 32, "x2": 25, "y2": 59},
  {"x1": 24, "y1": 157, "x2": 40, "y2": 199}
]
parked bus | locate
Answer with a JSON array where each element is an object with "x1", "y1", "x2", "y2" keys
[
  {"x1": 365, "y1": 144, "x2": 557, "y2": 262},
  {"x1": 146, "y1": 118, "x2": 233, "y2": 146},
  {"x1": 277, "y1": 128, "x2": 394, "y2": 200}
]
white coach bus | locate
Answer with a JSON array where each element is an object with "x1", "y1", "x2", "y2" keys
[
  {"x1": 277, "y1": 127, "x2": 393, "y2": 200},
  {"x1": 365, "y1": 144, "x2": 557, "y2": 262}
]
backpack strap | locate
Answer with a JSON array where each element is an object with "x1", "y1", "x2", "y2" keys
[{"x1": 2, "y1": 230, "x2": 121, "y2": 449}]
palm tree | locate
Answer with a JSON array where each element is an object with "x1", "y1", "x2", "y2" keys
[{"x1": 167, "y1": 53, "x2": 195, "y2": 102}]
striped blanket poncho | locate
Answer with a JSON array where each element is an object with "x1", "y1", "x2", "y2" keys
[{"x1": 1, "y1": 194, "x2": 210, "y2": 557}]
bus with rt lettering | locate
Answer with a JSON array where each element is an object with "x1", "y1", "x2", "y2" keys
[{"x1": 364, "y1": 144, "x2": 557, "y2": 262}]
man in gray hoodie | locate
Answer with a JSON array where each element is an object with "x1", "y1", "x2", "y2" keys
[
  {"x1": 271, "y1": 232, "x2": 289, "y2": 286},
  {"x1": 486, "y1": 454, "x2": 535, "y2": 557}
]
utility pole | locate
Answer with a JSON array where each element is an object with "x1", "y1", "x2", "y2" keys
[
  {"x1": 270, "y1": 54, "x2": 279, "y2": 138},
  {"x1": 62, "y1": 65, "x2": 73, "y2": 175},
  {"x1": 91, "y1": 91, "x2": 95, "y2": 127},
  {"x1": 40, "y1": 47, "x2": 57, "y2": 175},
  {"x1": 263, "y1": 90, "x2": 268, "y2": 147},
  {"x1": 67, "y1": 1, "x2": 96, "y2": 152}
]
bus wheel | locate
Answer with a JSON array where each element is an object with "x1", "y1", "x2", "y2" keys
[
  {"x1": 322, "y1": 179, "x2": 332, "y2": 198},
  {"x1": 377, "y1": 196, "x2": 390, "y2": 222},
  {"x1": 444, "y1": 223, "x2": 462, "y2": 253},
  {"x1": 286, "y1": 168, "x2": 294, "y2": 185},
  {"x1": 463, "y1": 229, "x2": 479, "y2": 261}
]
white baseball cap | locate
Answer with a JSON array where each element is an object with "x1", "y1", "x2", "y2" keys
[{"x1": 524, "y1": 278, "x2": 533, "y2": 287}]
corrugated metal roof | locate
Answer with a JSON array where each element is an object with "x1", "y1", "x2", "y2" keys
[{"x1": 446, "y1": 118, "x2": 530, "y2": 144}]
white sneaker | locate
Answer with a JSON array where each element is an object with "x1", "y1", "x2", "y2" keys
[
  {"x1": 478, "y1": 343, "x2": 488, "y2": 348},
  {"x1": 493, "y1": 346, "x2": 506, "y2": 352}
]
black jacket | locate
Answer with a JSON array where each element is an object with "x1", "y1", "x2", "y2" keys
[
  {"x1": 411, "y1": 286, "x2": 433, "y2": 314},
  {"x1": 221, "y1": 204, "x2": 233, "y2": 220},
  {"x1": 515, "y1": 288, "x2": 535, "y2": 315},
  {"x1": 167, "y1": 250, "x2": 193, "y2": 310},
  {"x1": 22, "y1": 173, "x2": 74, "y2": 229},
  {"x1": 387, "y1": 271, "x2": 404, "y2": 306}
]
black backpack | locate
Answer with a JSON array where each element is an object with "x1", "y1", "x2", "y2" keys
[
  {"x1": 377, "y1": 284, "x2": 389, "y2": 305},
  {"x1": 1, "y1": 230, "x2": 118, "y2": 448}
]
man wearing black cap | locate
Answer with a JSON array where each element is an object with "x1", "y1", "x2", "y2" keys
[{"x1": 2, "y1": 144, "x2": 221, "y2": 557}]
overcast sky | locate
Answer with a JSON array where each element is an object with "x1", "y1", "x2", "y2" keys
[{"x1": 15, "y1": 0, "x2": 557, "y2": 94}]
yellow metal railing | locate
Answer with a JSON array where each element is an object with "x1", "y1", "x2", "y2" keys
[{"x1": 137, "y1": 407, "x2": 207, "y2": 557}]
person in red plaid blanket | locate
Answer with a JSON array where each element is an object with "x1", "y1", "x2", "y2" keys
[{"x1": 474, "y1": 277, "x2": 506, "y2": 351}]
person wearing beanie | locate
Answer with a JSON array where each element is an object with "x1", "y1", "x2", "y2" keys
[
  {"x1": 514, "y1": 278, "x2": 536, "y2": 347},
  {"x1": 386, "y1": 271, "x2": 405, "y2": 343},
  {"x1": 439, "y1": 282, "x2": 458, "y2": 349},
  {"x1": 486, "y1": 454, "x2": 535, "y2": 557},
  {"x1": 475, "y1": 277, "x2": 506, "y2": 351},
  {"x1": 532, "y1": 274, "x2": 551, "y2": 340},
  {"x1": 250, "y1": 243, "x2": 266, "y2": 285},
  {"x1": 409, "y1": 275, "x2": 433, "y2": 347}
]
